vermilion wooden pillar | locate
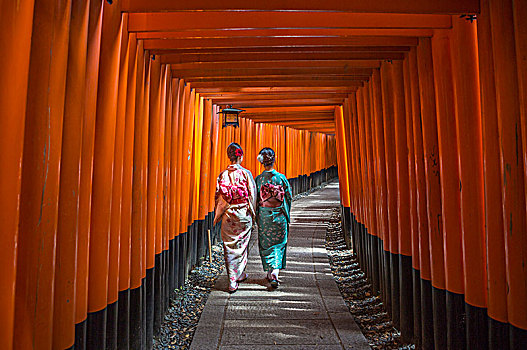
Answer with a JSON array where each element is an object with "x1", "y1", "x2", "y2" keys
[
  {"x1": 402, "y1": 54, "x2": 421, "y2": 345},
  {"x1": 489, "y1": 0, "x2": 527, "y2": 345},
  {"x1": 380, "y1": 62, "x2": 399, "y2": 324},
  {"x1": 209, "y1": 106, "x2": 221, "y2": 214},
  {"x1": 162, "y1": 70, "x2": 173, "y2": 322},
  {"x1": 168, "y1": 79, "x2": 181, "y2": 252},
  {"x1": 106, "y1": 14, "x2": 129, "y2": 349},
  {"x1": 53, "y1": 1, "x2": 90, "y2": 348},
  {"x1": 335, "y1": 106, "x2": 351, "y2": 213},
  {"x1": 451, "y1": 15, "x2": 489, "y2": 349},
  {"x1": 175, "y1": 82, "x2": 189, "y2": 289},
  {"x1": 511, "y1": 0, "x2": 527, "y2": 334},
  {"x1": 371, "y1": 70, "x2": 390, "y2": 308},
  {"x1": 354, "y1": 89, "x2": 367, "y2": 280},
  {"x1": 14, "y1": 0, "x2": 71, "y2": 349},
  {"x1": 189, "y1": 94, "x2": 204, "y2": 269},
  {"x1": 86, "y1": 3, "x2": 124, "y2": 348},
  {"x1": 342, "y1": 98, "x2": 355, "y2": 250},
  {"x1": 363, "y1": 83, "x2": 378, "y2": 298},
  {"x1": 181, "y1": 88, "x2": 196, "y2": 283},
  {"x1": 146, "y1": 56, "x2": 161, "y2": 273},
  {"x1": 118, "y1": 32, "x2": 139, "y2": 350},
  {"x1": 391, "y1": 60, "x2": 414, "y2": 342},
  {"x1": 140, "y1": 53, "x2": 151, "y2": 343},
  {"x1": 477, "y1": 2, "x2": 509, "y2": 348},
  {"x1": 154, "y1": 65, "x2": 168, "y2": 332},
  {"x1": 198, "y1": 99, "x2": 213, "y2": 259},
  {"x1": 430, "y1": 29, "x2": 463, "y2": 349},
  {"x1": 129, "y1": 40, "x2": 147, "y2": 350},
  {"x1": 75, "y1": 2, "x2": 104, "y2": 348},
  {"x1": 408, "y1": 46, "x2": 429, "y2": 348},
  {"x1": 175, "y1": 84, "x2": 189, "y2": 237},
  {"x1": 364, "y1": 82, "x2": 382, "y2": 298},
  {"x1": 417, "y1": 37, "x2": 445, "y2": 350},
  {"x1": 0, "y1": 1, "x2": 35, "y2": 346}
]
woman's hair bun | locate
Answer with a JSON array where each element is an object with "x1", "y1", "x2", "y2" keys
[
  {"x1": 227, "y1": 142, "x2": 243, "y2": 162},
  {"x1": 258, "y1": 147, "x2": 275, "y2": 166}
]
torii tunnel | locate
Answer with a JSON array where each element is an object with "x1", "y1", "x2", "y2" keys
[{"x1": 1, "y1": 0, "x2": 526, "y2": 349}]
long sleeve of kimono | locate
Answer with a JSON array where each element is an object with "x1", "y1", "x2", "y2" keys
[
  {"x1": 282, "y1": 175, "x2": 293, "y2": 223},
  {"x1": 213, "y1": 172, "x2": 229, "y2": 226},
  {"x1": 244, "y1": 169, "x2": 257, "y2": 218}
]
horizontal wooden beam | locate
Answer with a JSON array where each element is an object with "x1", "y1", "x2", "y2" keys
[
  {"x1": 209, "y1": 93, "x2": 348, "y2": 100},
  {"x1": 184, "y1": 76, "x2": 370, "y2": 82},
  {"x1": 151, "y1": 46, "x2": 412, "y2": 56},
  {"x1": 198, "y1": 87, "x2": 359, "y2": 93},
  {"x1": 159, "y1": 51, "x2": 405, "y2": 64},
  {"x1": 129, "y1": 12, "x2": 452, "y2": 32},
  {"x1": 144, "y1": 36, "x2": 418, "y2": 50},
  {"x1": 253, "y1": 119, "x2": 335, "y2": 125},
  {"x1": 123, "y1": 0, "x2": 478, "y2": 14},
  {"x1": 167, "y1": 60, "x2": 381, "y2": 70},
  {"x1": 273, "y1": 125, "x2": 336, "y2": 133},
  {"x1": 172, "y1": 67, "x2": 373, "y2": 78},
  {"x1": 189, "y1": 80, "x2": 366, "y2": 88},
  {"x1": 246, "y1": 111, "x2": 335, "y2": 117},
  {"x1": 137, "y1": 28, "x2": 434, "y2": 40},
  {"x1": 247, "y1": 116, "x2": 335, "y2": 123},
  {"x1": 216, "y1": 98, "x2": 345, "y2": 107},
  {"x1": 242, "y1": 106, "x2": 335, "y2": 113}
]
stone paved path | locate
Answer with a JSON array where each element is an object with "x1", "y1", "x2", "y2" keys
[{"x1": 191, "y1": 181, "x2": 370, "y2": 350}]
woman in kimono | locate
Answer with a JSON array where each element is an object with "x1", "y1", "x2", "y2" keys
[
  {"x1": 214, "y1": 143, "x2": 257, "y2": 293},
  {"x1": 255, "y1": 147, "x2": 292, "y2": 288}
]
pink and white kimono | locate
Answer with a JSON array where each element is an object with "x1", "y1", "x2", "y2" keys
[{"x1": 214, "y1": 164, "x2": 257, "y2": 285}]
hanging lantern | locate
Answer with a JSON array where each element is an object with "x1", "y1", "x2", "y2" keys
[{"x1": 219, "y1": 105, "x2": 244, "y2": 128}]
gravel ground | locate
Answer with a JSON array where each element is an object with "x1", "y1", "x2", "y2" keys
[
  {"x1": 153, "y1": 180, "x2": 335, "y2": 350},
  {"x1": 325, "y1": 208, "x2": 415, "y2": 350}
]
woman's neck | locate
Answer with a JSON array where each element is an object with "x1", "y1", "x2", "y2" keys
[{"x1": 264, "y1": 165, "x2": 274, "y2": 171}]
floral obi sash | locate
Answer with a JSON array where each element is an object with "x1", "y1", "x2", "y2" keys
[
  {"x1": 218, "y1": 181, "x2": 249, "y2": 205},
  {"x1": 260, "y1": 182, "x2": 285, "y2": 207}
]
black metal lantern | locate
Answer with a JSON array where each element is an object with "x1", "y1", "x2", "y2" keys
[{"x1": 219, "y1": 105, "x2": 244, "y2": 128}]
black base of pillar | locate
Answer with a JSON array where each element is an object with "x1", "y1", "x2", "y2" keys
[
  {"x1": 106, "y1": 300, "x2": 118, "y2": 350},
  {"x1": 117, "y1": 289, "x2": 130, "y2": 350},
  {"x1": 383, "y1": 250, "x2": 392, "y2": 313},
  {"x1": 509, "y1": 324, "x2": 527, "y2": 349},
  {"x1": 141, "y1": 280, "x2": 147, "y2": 348},
  {"x1": 174, "y1": 234, "x2": 181, "y2": 290},
  {"x1": 129, "y1": 285, "x2": 143, "y2": 350},
  {"x1": 371, "y1": 236, "x2": 380, "y2": 296},
  {"x1": 86, "y1": 308, "x2": 107, "y2": 350},
  {"x1": 432, "y1": 286, "x2": 447, "y2": 349},
  {"x1": 421, "y1": 279, "x2": 435, "y2": 350},
  {"x1": 488, "y1": 317, "x2": 509, "y2": 350},
  {"x1": 412, "y1": 268, "x2": 422, "y2": 348},
  {"x1": 74, "y1": 319, "x2": 87, "y2": 350},
  {"x1": 168, "y1": 239, "x2": 175, "y2": 294},
  {"x1": 446, "y1": 291, "x2": 466, "y2": 350},
  {"x1": 390, "y1": 252, "x2": 401, "y2": 328},
  {"x1": 154, "y1": 253, "x2": 163, "y2": 336},
  {"x1": 145, "y1": 267, "x2": 155, "y2": 349},
  {"x1": 399, "y1": 254, "x2": 414, "y2": 343},
  {"x1": 466, "y1": 303, "x2": 489, "y2": 350}
]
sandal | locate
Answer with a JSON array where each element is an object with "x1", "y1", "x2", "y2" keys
[
  {"x1": 237, "y1": 272, "x2": 249, "y2": 283},
  {"x1": 269, "y1": 278, "x2": 279, "y2": 289},
  {"x1": 228, "y1": 282, "x2": 239, "y2": 293}
]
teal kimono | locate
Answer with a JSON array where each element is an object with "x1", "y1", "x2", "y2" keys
[{"x1": 255, "y1": 169, "x2": 293, "y2": 271}]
